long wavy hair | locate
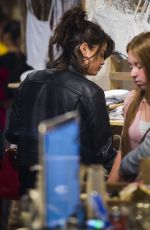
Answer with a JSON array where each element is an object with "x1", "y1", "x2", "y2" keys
[
  {"x1": 47, "y1": 6, "x2": 114, "y2": 74},
  {"x1": 121, "y1": 32, "x2": 150, "y2": 157}
]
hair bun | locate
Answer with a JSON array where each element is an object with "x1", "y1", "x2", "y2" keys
[{"x1": 62, "y1": 6, "x2": 86, "y2": 32}]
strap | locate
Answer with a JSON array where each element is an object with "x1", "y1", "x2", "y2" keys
[
  {"x1": 147, "y1": 3, "x2": 150, "y2": 23},
  {"x1": 138, "y1": 0, "x2": 150, "y2": 21},
  {"x1": 48, "y1": 0, "x2": 55, "y2": 22},
  {"x1": 134, "y1": 0, "x2": 142, "y2": 19},
  {"x1": 140, "y1": 128, "x2": 150, "y2": 143},
  {"x1": 26, "y1": 0, "x2": 34, "y2": 14},
  {"x1": 26, "y1": 0, "x2": 54, "y2": 22}
]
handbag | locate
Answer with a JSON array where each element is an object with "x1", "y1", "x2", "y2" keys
[{"x1": 0, "y1": 147, "x2": 20, "y2": 200}]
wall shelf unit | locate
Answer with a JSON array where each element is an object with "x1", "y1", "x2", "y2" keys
[
  {"x1": 109, "y1": 71, "x2": 133, "y2": 89},
  {"x1": 108, "y1": 56, "x2": 133, "y2": 90}
]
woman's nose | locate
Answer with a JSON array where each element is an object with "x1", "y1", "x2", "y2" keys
[{"x1": 130, "y1": 67, "x2": 137, "y2": 78}]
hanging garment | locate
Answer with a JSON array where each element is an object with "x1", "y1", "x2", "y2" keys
[
  {"x1": 26, "y1": 0, "x2": 80, "y2": 69},
  {"x1": 26, "y1": 0, "x2": 53, "y2": 70},
  {"x1": 52, "y1": 0, "x2": 80, "y2": 29},
  {"x1": 50, "y1": 0, "x2": 80, "y2": 59},
  {"x1": 88, "y1": 0, "x2": 150, "y2": 57}
]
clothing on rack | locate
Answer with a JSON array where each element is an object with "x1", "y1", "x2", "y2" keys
[
  {"x1": 26, "y1": 0, "x2": 80, "y2": 70},
  {"x1": 26, "y1": 0, "x2": 53, "y2": 70},
  {"x1": 88, "y1": 0, "x2": 150, "y2": 57}
]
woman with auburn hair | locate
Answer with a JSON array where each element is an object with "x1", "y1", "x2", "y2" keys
[{"x1": 108, "y1": 32, "x2": 150, "y2": 183}]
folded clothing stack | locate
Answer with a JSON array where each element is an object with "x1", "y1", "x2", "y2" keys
[{"x1": 104, "y1": 89, "x2": 129, "y2": 120}]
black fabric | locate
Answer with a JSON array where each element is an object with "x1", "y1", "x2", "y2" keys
[
  {"x1": 19, "y1": 166, "x2": 37, "y2": 195},
  {"x1": 6, "y1": 66, "x2": 116, "y2": 172},
  {"x1": 0, "y1": 52, "x2": 33, "y2": 99}
]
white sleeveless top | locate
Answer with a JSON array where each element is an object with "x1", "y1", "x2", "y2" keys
[{"x1": 26, "y1": 0, "x2": 54, "y2": 70}]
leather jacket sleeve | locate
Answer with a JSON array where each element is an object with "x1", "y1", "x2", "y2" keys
[
  {"x1": 79, "y1": 88, "x2": 116, "y2": 171},
  {"x1": 5, "y1": 86, "x2": 22, "y2": 143},
  {"x1": 5, "y1": 68, "x2": 116, "y2": 170}
]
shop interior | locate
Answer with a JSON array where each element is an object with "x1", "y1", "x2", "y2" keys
[{"x1": 0, "y1": 0, "x2": 150, "y2": 229}]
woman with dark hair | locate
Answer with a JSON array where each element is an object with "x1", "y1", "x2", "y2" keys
[{"x1": 6, "y1": 6, "x2": 116, "y2": 195}]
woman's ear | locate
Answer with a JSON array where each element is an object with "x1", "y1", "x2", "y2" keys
[{"x1": 79, "y1": 42, "x2": 89, "y2": 57}]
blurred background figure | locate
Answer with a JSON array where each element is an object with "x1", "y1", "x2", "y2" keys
[
  {"x1": 0, "y1": 10, "x2": 9, "y2": 157},
  {"x1": 0, "y1": 18, "x2": 33, "y2": 230},
  {"x1": 0, "y1": 19, "x2": 33, "y2": 156},
  {"x1": 0, "y1": 8, "x2": 9, "y2": 56}
]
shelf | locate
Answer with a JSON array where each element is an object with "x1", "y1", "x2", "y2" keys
[
  {"x1": 109, "y1": 72, "x2": 131, "y2": 81},
  {"x1": 8, "y1": 82, "x2": 20, "y2": 89},
  {"x1": 109, "y1": 72, "x2": 133, "y2": 89},
  {"x1": 110, "y1": 119, "x2": 123, "y2": 126}
]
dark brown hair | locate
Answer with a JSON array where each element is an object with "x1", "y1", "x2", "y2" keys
[{"x1": 47, "y1": 6, "x2": 114, "y2": 74}]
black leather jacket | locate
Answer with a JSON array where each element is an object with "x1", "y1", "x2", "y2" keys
[{"x1": 6, "y1": 66, "x2": 116, "y2": 171}]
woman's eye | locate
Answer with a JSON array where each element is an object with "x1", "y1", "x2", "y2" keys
[
  {"x1": 137, "y1": 64, "x2": 143, "y2": 69},
  {"x1": 129, "y1": 63, "x2": 143, "y2": 70}
]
